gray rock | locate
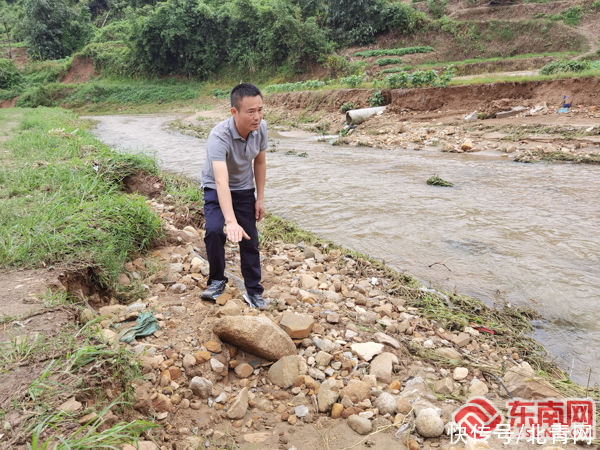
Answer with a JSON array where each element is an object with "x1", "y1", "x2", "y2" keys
[
  {"x1": 369, "y1": 352, "x2": 398, "y2": 384},
  {"x1": 374, "y1": 392, "x2": 397, "y2": 415},
  {"x1": 415, "y1": 408, "x2": 444, "y2": 438},
  {"x1": 347, "y1": 415, "x2": 372, "y2": 435},
  {"x1": 189, "y1": 377, "x2": 212, "y2": 399},
  {"x1": 294, "y1": 405, "x2": 309, "y2": 418},
  {"x1": 350, "y1": 342, "x2": 384, "y2": 361},
  {"x1": 315, "y1": 351, "x2": 333, "y2": 367},
  {"x1": 268, "y1": 355, "x2": 306, "y2": 388},
  {"x1": 313, "y1": 337, "x2": 335, "y2": 353},
  {"x1": 226, "y1": 387, "x2": 249, "y2": 420},
  {"x1": 308, "y1": 367, "x2": 326, "y2": 381},
  {"x1": 373, "y1": 332, "x2": 401, "y2": 349},
  {"x1": 317, "y1": 378, "x2": 340, "y2": 412}
]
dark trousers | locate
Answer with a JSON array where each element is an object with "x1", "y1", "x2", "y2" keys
[{"x1": 203, "y1": 188, "x2": 263, "y2": 296}]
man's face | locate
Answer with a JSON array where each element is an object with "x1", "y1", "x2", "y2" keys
[{"x1": 231, "y1": 95, "x2": 263, "y2": 138}]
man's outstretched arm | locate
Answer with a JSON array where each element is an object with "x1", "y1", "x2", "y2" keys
[
  {"x1": 254, "y1": 151, "x2": 266, "y2": 222},
  {"x1": 212, "y1": 160, "x2": 249, "y2": 242}
]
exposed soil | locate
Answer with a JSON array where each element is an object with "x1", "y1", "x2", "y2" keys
[
  {"x1": 0, "y1": 270, "x2": 63, "y2": 319},
  {"x1": 124, "y1": 171, "x2": 165, "y2": 198},
  {"x1": 268, "y1": 77, "x2": 600, "y2": 115},
  {"x1": 0, "y1": 97, "x2": 18, "y2": 109},
  {"x1": 264, "y1": 76, "x2": 600, "y2": 163},
  {"x1": 0, "y1": 47, "x2": 29, "y2": 70},
  {"x1": 61, "y1": 55, "x2": 97, "y2": 84}
]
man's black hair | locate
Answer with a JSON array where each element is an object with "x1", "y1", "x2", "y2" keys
[{"x1": 231, "y1": 83, "x2": 262, "y2": 110}]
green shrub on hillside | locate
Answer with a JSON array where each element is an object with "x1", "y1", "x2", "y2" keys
[
  {"x1": 132, "y1": 0, "x2": 331, "y2": 77},
  {"x1": 427, "y1": 0, "x2": 447, "y2": 19},
  {"x1": 326, "y1": 0, "x2": 425, "y2": 45},
  {"x1": 561, "y1": 6, "x2": 583, "y2": 26},
  {"x1": 368, "y1": 90, "x2": 385, "y2": 106},
  {"x1": 380, "y1": 66, "x2": 411, "y2": 74},
  {"x1": 340, "y1": 73, "x2": 365, "y2": 87},
  {"x1": 92, "y1": 20, "x2": 132, "y2": 43},
  {"x1": 325, "y1": 53, "x2": 366, "y2": 78},
  {"x1": 79, "y1": 43, "x2": 136, "y2": 77},
  {"x1": 384, "y1": 65, "x2": 455, "y2": 88},
  {"x1": 355, "y1": 46, "x2": 434, "y2": 58},
  {"x1": 21, "y1": 58, "x2": 71, "y2": 84},
  {"x1": 22, "y1": 0, "x2": 93, "y2": 60},
  {"x1": 15, "y1": 83, "x2": 71, "y2": 107},
  {"x1": 0, "y1": 59, "x2": 22, "y2": 89},
  {"x1": 539, "y1": 59, "x2": 590, "y2": 75},
  {"x1": 377, "y1": 57, "x2": 404, "y2": 66}
]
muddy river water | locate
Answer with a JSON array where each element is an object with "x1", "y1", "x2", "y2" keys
[{"x1": 90, "y1": 114, "x2": 600, "y2": 385}]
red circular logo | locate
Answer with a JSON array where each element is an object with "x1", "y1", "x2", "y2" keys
[{"x1": 453, "y1": 397, "x2": 503, "y2": 439}]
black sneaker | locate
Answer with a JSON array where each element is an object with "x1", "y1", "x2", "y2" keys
[
  {"x1": 243, "y1": 293, "x2": 268, "y2": 310},
  {"x1": 201, "y1": 279, "x2": 227, "y2": 301}
]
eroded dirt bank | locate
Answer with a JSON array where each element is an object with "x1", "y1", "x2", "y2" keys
[{"x1": 264, "y1": 77, "x2": 600, "y2": 163}]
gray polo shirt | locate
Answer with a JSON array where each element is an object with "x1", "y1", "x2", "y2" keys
[{"x1": 201, "y1": 117, "x2": 267, "y2": 191}]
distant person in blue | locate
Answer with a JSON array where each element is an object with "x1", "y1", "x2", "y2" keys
[{"x1": 200, "y1": 83, "x2": 268, "y2": 309}]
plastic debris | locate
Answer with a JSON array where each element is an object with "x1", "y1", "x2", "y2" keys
[
  {"x1": 470, "y1": 322, "x2": 495, "y2": 335},
  {"x1": 463, "y1": 110, "x2": 478, "y2": 122},
  {"x1": 119, "y1": 311, "x2": 161, "y2": 343}
]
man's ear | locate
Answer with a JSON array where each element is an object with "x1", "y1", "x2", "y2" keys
[{"x1": 230, "y1": 106, "x2": 237, "y2": 116}]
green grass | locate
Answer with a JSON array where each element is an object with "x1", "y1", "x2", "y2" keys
[
  {"x1": 1, "y1": 316, "x2": 156, "y2": 448},
  {"x1": 355, "y1": 46, "x2": 434, "y2": 58},
  {"x1": 0, "y1": 108, "x2": 163, "y2": 287},
  {"x1": 449, "y1": 68, "x2": 600, "y2": 86},
  {"x1": 411, "y1": 52, "x2": 577, "y2": 70}
]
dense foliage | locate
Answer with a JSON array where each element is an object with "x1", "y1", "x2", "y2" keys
[
  {"x1": 2, "y1": 0, "x2": 427, "y2": 77},
  {"x1": 0, "y1": 58, "x2": 22, "y2": 89},
  {"x1": 539, "y1": 59, "x2": 600, "y2": 75},
  {"x1": 21, "y1": 0, "x2": 92, "y2": 60}
]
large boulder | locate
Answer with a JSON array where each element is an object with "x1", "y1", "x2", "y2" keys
[{"x1": 213, "y1": 315, "x2": 296, "y2": 361}]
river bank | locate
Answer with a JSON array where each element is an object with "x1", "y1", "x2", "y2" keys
[{"x1": 1, "y1": 108, "x2": 598, "y2": 448}]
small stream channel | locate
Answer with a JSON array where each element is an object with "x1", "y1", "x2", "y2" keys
[{"x1": 89, "y1": 114, "x2": 600, "y2": 385}]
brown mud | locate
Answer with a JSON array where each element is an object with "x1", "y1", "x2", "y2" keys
[{"x1": 61, "y1": 55, "x2": 97, "y2": 84}]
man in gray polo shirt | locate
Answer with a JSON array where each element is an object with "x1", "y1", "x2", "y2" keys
[{"x1": 200, "y1": 83, "x2": 268, "y2": 309}]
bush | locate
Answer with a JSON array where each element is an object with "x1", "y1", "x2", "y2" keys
[
  {"x1": 384, "y1": 65, "x2": 454, "y2": 89},
  {"x1": 377, "y1": 57, "x2": 403, "y2": 66},
  {"x1": 539, "y1": 59, "x2": 590, "y2": 75},
  {"x1": 326, "y1": 0, "x2": 424, "y2": 46},
  {"x1": 368, "y1": 90, "x2": 384, "y2": 106},
  {"x1": 339, "y1": 73, "x2": 365, "y2": 87},
  {"x1": 15, "y1": 83, "x2": 71, "y2": 107},
  {"x1": 22, "y1": 0, "x2": 93, "y2": 60},
  {"x1": 131, "y1": 0, "x2": 331, "y2": 77},
  {"x1": 21, "y1": 58, "x2": 71, "y2": 84},
  {"x1": 355, "y1": 46, "x2": 434, "y2": 58},
  {"x1": 91, "y1": 20, "x2": 132, "y2": 43},
  {"x1": 561, "y1": 6, "x2": 582, "y2": 26},
  {"x1": 79, "y1": 43, "x2": 136, "y2": 77},
  {"x1": 325, "y1": 53, "x2": 365, "y2": 78},
  {"x1": 340, "y1": 102, "x2": 356, "y2": 113},
  {"x1": 0, "y1": 58, "x2": 23, "y2": 89},
  {"x1": 427, "y1": 0, "x2": 447, "y2": 19}
]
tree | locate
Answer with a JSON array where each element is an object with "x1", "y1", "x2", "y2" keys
[
  {"x1": 22, "y1": 0, "x2": 92, "y2": 60},
  {"x1": 0, "y1": 0, "x2": 20, "y2": 58}
]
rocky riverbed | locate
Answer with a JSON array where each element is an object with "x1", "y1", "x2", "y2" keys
[{"x1": 82, "y1": 194, "x2": 587, "y2": 450}]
